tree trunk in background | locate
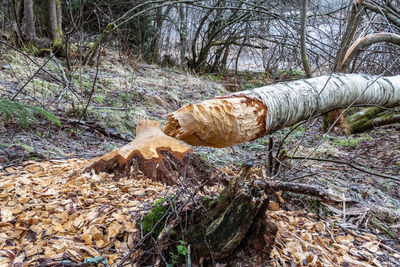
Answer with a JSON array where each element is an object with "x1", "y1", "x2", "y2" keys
[
  {"x1": 10, "y1": 0, "x2": 23, "y2": 45},
  {"x1": 300, "y1": 0, "x2": 311, "y2": 78},
  {"x1": 324, "y1": 0, "x2": 365, "y2": 129},
  {"x1": 178, "y1": 3, "x2": 187, "y2": 69},
  {"x1": 164, "y1": 74, "x2": 400, "y2": 148},
  {"x1": 56, "y1": 0, "x2": 61, "y2": 35},
  {"x1": 48, "y1": 0, "x2": 59, "y2": 42},
  {"x1": 23, "y1": 0, "x2": 36, "y2": 41}
]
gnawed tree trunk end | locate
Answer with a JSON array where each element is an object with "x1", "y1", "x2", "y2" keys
[
  {"x1": 165, "y1": 74, "x2": 400, "y2": 147},
  {"x1": 164, "y1": 97, "x2": 267, "y2": 148},
  {"x1": 85, "y1": 120, "x2": 213, "y2": 185}
]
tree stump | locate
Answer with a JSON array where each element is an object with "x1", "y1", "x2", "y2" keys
[
  {"x1": 84, "y1": 120, "x2": 213, "y2": 185},
  {"x1": 184, "y1": 161, "x2": 278, "y2": 264}
]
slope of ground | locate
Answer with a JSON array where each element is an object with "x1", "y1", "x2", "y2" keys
[{"x1": 1, "y1": 48, "x2": 400, "y2": 266}]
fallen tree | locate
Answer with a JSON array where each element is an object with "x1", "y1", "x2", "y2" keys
[{"x1": 164, "y1": 73, "x2": 400, "y2": 147}]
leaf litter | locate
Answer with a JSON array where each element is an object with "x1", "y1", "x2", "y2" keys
[{"x1": 0, "y1": 160, "x2": 399, "y2": 266}]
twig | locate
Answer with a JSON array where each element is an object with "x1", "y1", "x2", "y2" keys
[
  {"x1": 78, "y1": 39, "x2": 102, "y2": 122},
  {"x1": 0, "y1": 40, "x2": 66, "y2": 86},
  {"x1": 290, "y1": 156, "x2": 400, "y2": 182},
  {"x1": 10, "y1": 54, "x2": 55, "y2": 101}
]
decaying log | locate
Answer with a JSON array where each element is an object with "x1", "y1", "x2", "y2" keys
[
  {"x1": 85, "y1": 120, "x2": 213, "y2": 184},
  {"x1": 164, "y1": 74, "x2": 400, "y2": 147},
  {"x1": 342, "y1": 106, "x2": 400, "y2": 135},
  {"x1": 183, "y1": 161, "x2": 277, "y2": 263}
]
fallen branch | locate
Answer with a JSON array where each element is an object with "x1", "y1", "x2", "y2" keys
[
  {"x1": 255, "y1": 180, "x2": 353, "y2": 202},
  {"x1": 60, "y1": 117, "x2": 131, "y2": 142},
  {"x1": 290, "y1": 156, "x2": 400, "y2": 182}
]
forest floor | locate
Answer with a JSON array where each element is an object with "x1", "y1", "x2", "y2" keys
[{"x1": 1, "y1": 48, "x2": 400, "y2": 266}]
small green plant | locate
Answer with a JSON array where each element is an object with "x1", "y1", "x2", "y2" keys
[
  {"x1": 176, "y1": 240, "x2": 188, "y2": 256},
  {"x1": 0, "y1": 98, "x2": 61, "y2": 129},
  {"x1": 167, "y1": 240, "x2": 188, "y2": 266},
  {"x1": 94, "y1": 95, "x2": 106, "y2": 104},
  {"x1": 22, "y1": 43, "x2": 40, "y2": 56},
  {"x1": 289, "y1": 69, "x2": 306, "y2": 79},
  {"x1": 243, "y1": 83, "x2": 256, "y2": 90}
]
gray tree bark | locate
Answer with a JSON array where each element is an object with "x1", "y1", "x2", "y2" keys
[
  {"x1": 48, "y1": 0, "x2": 62, "y2": 42},
  {"x1": 300, "y1": 0, "x2": 311, "y2": 78},
  {"x1": 178, "y1": 3, "x2": 187, "y2": 69},
  {"x1": 23, "y1": 0, "x2": 36, "y2": 41}
]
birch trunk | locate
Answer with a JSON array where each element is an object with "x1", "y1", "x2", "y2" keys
[{"x1": 164, "y1": 73, "x2": 400, "y2": 147}]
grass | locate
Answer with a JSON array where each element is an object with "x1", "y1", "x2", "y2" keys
[{"x1": 332, "y1": 133, "x2": 373, "y2": 147}]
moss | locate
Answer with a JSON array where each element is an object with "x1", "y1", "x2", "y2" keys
[
  {"x1": 141, "y1": 197, "x2": 172, "y2": 238},
  {"x1": 105, "y1": 22, "x2": 117, "y2": 32},
  {"x1": 236, "y1": 204, "x2": 243, "y2": 212}
]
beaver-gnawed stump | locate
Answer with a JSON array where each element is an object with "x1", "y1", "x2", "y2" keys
[{"x1": 85, "y1": 120, "x2": 213, "y2": 185}]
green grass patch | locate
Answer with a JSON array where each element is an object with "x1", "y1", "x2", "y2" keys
[{"x1": 332, "y1": 134, "x2": 373, "y2": 147}]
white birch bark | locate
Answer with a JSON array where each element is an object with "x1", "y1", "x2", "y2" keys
[
  {"x1": 237, "y1": 73, "x2": 400, "y2": 134},
  {"x1": 164, "y1": 73, "x2": 400, "y2": 147}
]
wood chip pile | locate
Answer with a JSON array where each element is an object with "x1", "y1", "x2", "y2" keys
[{"x1": 0, "y1": 160, "x2": 398, "y2": 266}]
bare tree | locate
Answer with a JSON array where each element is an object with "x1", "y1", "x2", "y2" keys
[
  {"x1": 48, "y1": 0, "x2": 62, "y2": 43},
  {"x1": 300, "y1": 0, "x2": 311, "y2": 77},
  {"x1": 23, "y1": 0, "x2": 35, "y2": 41}
]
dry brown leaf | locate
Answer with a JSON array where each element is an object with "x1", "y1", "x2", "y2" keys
[
  {"x1": 269, "y1": 201, "x2": 280, "y2": 211},
  {"x1": 314, "y1": 221, "x2": 325, "y2": 231}
]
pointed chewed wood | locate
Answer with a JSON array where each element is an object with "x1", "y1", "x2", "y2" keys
[
  {"x1": 85, "y1": 120, "x2": 213, "y2": 184},
  {"x1": 164, "y1": 97, "x2": 267, "y2": 148}
]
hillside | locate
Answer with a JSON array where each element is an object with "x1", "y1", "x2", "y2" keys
[{"x1": 1, "y1": 49, "x2": 400, "y2": 266}]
